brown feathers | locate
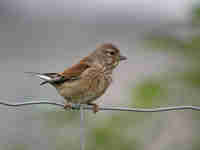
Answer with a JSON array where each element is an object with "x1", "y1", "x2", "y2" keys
[{"x1": 27, "y1": 43, "x2": 127, "y2": 113}]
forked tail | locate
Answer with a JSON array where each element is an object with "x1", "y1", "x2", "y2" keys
[{"x1": 25, "y1": 72, "x2": 53, "y2": 85}]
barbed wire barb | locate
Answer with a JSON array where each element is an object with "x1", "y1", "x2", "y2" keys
[{"x1": 0, "y1": 100, "x2": 200, "y2": 112}]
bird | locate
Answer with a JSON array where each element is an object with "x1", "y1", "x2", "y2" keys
[{"x1": 26, "y1": 43, "x2": 127, "y2": 113}]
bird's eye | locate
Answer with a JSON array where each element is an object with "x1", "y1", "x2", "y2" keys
[
  {"x1": 106, "y1": 49, "x2": 115, "y2": 56},
  {"x1": 109, "y1": 51, "x2": 115, "y2": 55}
]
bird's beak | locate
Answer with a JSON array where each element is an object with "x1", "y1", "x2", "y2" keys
[{"x1": 119, "y1": 55, "x2": 127, "y2": 61}]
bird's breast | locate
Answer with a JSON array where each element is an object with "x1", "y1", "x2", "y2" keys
[
  {"x1": 87, "y1": 72, "x2": 112, "y2": 100},
  {"x1": 56, "y1": 72, "x2": 112, "y2": 104}
]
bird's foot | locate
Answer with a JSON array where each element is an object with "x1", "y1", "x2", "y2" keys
[
  {"x1": 64, "y1": 103, "x2": 72, "y2": 110},
  {"x1": 88, "y1": 103, "x2": 99, "y2": 113}
]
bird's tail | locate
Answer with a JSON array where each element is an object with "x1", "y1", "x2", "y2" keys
[{"x1": 25, "y1": 72, "x2": 53, "y2": 85}]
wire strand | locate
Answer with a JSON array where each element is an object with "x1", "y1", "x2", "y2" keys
[
  {"x1": 80, "y1": 105, "x2": 85, "y2": 150},
  {"x1": 0, "y1": 100, "x2": 200, "y2": 112}
]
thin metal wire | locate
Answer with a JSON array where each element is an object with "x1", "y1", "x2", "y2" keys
[
  {"x1": 0, "y1": 100, "x2": 200, "y2": 112},
  {"x1": 1, "y1": 100, "x2": 200, "y2": 150},
  {"x1": 80, "y1": 105, "x2": 85, "y2": 150}
]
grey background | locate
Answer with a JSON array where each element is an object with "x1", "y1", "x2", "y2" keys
[{"x1": 0, "y1": 0, "x2": 195, "y2": 149}]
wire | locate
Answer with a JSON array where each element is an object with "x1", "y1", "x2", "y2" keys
[
  {"x1": 80, "y1": 105, "x2": 85, "y2": 150},
  {"x1": 0, "y1": 100, "x2": 199, "y2": 150},
  {"x1": 0, "y1": 100, "x2": 200, "y2": 112}
]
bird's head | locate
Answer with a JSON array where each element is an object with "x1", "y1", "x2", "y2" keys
[{"x1": 91, "y1": 43, "x2": 127, "y2": 69}]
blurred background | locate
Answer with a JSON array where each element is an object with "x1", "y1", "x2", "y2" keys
[{"x1": 0, "y1": 0, "x2": 200, "y2": 149}]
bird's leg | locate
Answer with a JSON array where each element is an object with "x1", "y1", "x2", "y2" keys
[
  {"x1": 64, "y1": 102, "x2": 72, "y2": 110},
  {"x1": 87, "y1": 103, "x2": 99, "y2": 113}
]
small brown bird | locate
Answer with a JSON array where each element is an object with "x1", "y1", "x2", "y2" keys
[{"x1": 27, "y1": 43, "x2": 127, "y2": 113}]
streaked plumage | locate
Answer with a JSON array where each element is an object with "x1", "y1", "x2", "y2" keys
[{"x1": 26, "y1": 43, "x2": 127, "y2": 113}]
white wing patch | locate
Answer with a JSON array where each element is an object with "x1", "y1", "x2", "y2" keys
[{"x1": 36, "y1": 74, "x2": 52, "y2": 81}]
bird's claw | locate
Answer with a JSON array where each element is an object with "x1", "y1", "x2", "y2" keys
[
  {"x1": 91, "y1": 104, "x2": 99, "y2": 113},
  {"x1": 64, "y1": 103, "x2": 72, "y2": 109}
]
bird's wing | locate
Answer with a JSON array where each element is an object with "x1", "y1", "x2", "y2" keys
[
  {"x1": 60, "y1": 60, "x2": 90, "y2": 78},
  {"x1": 46, "y1": 61, "x2": 90, "y2": 85},
  {"x1": 26, "y1": 59, "x2": 91, "y2": 85}
]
